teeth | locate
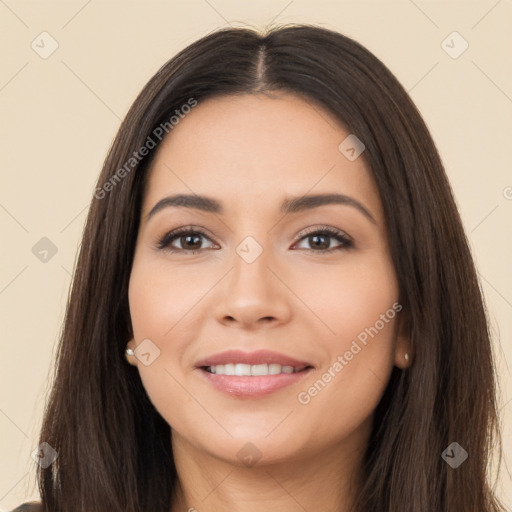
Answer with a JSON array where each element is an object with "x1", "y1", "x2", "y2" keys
[{"x1": 206, "y1": 363, "x2": 305, "y2": 376}]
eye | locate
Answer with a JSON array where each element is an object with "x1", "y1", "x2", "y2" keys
[
  {"x1": 293, "y1": 225, "x2": 353, "y2": 253},
  {"x1": 156, "y1": 226, "x2": 217, "y2": 254}
]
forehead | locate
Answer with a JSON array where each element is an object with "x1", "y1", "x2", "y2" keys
[{"x1": 141, "y1": 92, "x2": 382, "y2": 222}]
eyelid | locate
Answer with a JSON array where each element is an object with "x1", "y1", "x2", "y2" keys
[{"x1": 294, "y1": 224, "x2": 353, "y2": 241}]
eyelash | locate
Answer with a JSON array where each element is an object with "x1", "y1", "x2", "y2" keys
[{"x1": 155, "y1": 225, "x2": 354, "y2": 255}]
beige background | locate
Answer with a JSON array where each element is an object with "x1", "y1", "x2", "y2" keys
[{"x1": 1, "y1": 0, "x2": 511, "y2": 509}]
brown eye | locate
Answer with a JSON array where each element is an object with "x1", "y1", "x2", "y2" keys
[
  {"x1": 293, "y1": 227, "x2": 353, "y2": 253},
  {"x1": 157, "y1": 228, "x2": 216, "y2": 254}
]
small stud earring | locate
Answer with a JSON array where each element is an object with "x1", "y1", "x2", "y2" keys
[
  {"x1": 125, "y1": 347, "x2": 134, "y2": 356},
  {"x1": 404, "y1": 353, "x2": 409, "y2": 361}
]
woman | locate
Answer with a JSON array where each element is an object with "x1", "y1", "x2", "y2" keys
[{"x1": 14, "y1": 24, "x2": 506, "y2": 512}]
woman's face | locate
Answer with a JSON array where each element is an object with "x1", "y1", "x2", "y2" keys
[{"x1": 127, "y1": 92, "x2": 409, "y2": 466}]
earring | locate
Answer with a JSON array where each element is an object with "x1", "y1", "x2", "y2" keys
[
  {"x1": 404, "y1": 353, "x2": 409, "y2": 361},
  {"x1": 125, "y1": 347, "x2": 134, "y2": 356}
]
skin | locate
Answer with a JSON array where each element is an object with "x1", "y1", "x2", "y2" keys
[{"x1": 126, "y1": 92, "x2": 411, "y2": 512}]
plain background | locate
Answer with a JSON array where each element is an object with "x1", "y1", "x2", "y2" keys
[{"x1": 1, "y1": 0, "x2": 511, "y2": 509}]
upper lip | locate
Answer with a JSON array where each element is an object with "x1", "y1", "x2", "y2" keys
[{"x1": 195, "y1": 350, "x2": 314, "y2": 369}]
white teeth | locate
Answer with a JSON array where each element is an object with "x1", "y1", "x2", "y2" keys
[
  {"x1": 206, "y1": 363, "x2": 305, "y2": 376},
  {"x1": 235, "y1": 363, "x2": 251, "y2": 376},
  {"x1": 251, "y1": 364, "x2": 268, "y2": 376},
  {"x1": 268, "y1": 364, "x2": 282, "y2": 375}
]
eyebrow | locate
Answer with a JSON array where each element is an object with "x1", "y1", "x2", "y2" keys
[{"x1": 146, "y1": 193, "x2": 377, "y2": 224}]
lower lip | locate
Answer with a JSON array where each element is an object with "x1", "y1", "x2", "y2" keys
[{"x1": 197, "y1": 367, "x2": 313, "y2": 397}]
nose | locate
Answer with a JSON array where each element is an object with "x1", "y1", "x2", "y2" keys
[{"x1": 214, "y1": 242, "x2": 292, "y2": 330}]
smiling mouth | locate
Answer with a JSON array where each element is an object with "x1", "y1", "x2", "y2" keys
[{"x1": 201, "y1": 363, "x2": 313, "y2": 376}]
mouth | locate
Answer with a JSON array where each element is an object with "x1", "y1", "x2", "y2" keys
[
  {"x1": 194, "y1": 349, "x2": 315, "y2": 397},
  {"x1": 197, "y1": 366, "x2": 314, "y2": 397},
  {"x1": 194, "y1": 349, "x2": 314, "y2": 371},
  {"x1": 201, "y1": 363, "x2": 313, "y2": 376}
]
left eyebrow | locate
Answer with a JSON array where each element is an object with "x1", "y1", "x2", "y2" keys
[
  {"x1": 280, "y1": 193, "x2": 376, "y2": 224},
  {"x1": 145, "y1": 192, "x2": 376, "y2": 225}
]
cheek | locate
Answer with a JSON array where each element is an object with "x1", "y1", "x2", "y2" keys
[
  {"x1": 327, "y1": 274, "x2": 399, "y2": 354},
  {"x1": 300, "y1": 250, "x2": 399, "y2": 347},
  {"x1": 294, "y1": 313, "x2": 398, "y2": 449},
  {"x1": 128, "y1": 257, "x2": 210, "y2": 337},
  {"x1": 127, "y1": 258, "x2": 212, "y2": 422},
  {"x1": 293, "y1": 256, "x2": 399, "y2": 426}
]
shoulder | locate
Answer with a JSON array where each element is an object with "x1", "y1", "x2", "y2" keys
[{"x1": 9, "y1": 502, "x2": 43, "y2": 512}]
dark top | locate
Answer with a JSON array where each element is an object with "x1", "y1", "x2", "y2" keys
[{"x1": 10, "y1": 503, "x2": 43, "y2": 512}]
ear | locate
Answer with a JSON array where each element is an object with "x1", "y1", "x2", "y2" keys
[
  {"x1": 393, "y1": 308, "x2": 412, "y2": 369},
  {"x1": 124, "y1": 337, "x2": 138, "y2": 366}
]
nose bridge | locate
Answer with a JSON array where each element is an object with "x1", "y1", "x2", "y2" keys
[
  {"x1": 215, "y1": 230, "x2": 291, "y2": 327},
  {"x1": 230, "y1": 233, "x2": 274, "y2": 301}
]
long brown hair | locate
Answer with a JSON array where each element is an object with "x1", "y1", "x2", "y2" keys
[{"x1": 36, "y1": 24, "x2": 506, "y2": 512}]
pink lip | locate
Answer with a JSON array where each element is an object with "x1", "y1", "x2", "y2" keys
[
  {"x1": 194, "y1": 349, "x2": 314, "y2": 398},
  {"x1": 194, "y1": 349, "x2": 313, "y2": 369},
  {"x1": 197, "y1": 367, "x2": 314, "y2": 398}
]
